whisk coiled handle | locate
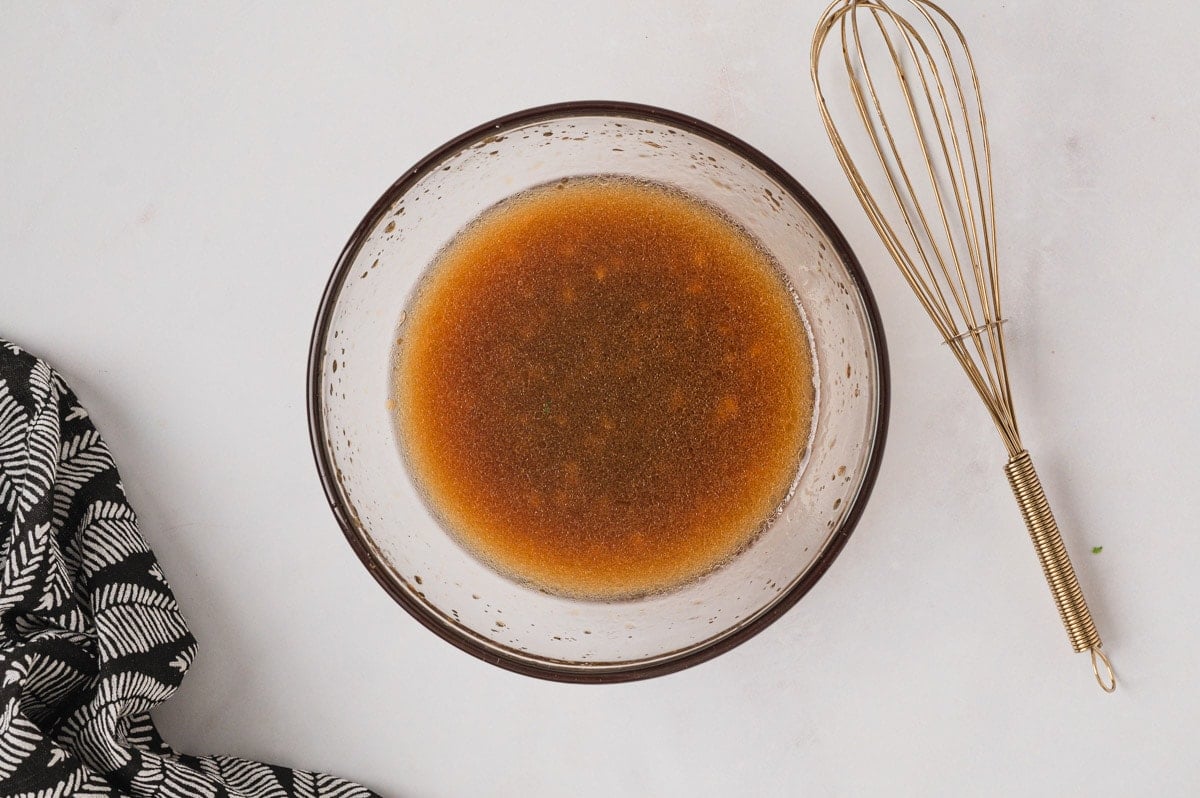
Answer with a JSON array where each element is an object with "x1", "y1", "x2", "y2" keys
[{"x1": 1005, "y1": 450, "x2": 1115, "y2": 691}]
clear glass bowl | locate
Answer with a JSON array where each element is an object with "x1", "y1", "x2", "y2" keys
[{"x1": 307, "y1": 102, "x2": 888, "y2": 681}]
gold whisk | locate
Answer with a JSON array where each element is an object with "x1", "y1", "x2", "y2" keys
[{"x1": 810, "y1": 0, "x2": 1116, "y2": 691}]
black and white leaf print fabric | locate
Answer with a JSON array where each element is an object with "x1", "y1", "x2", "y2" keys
[{"x1": 0, "y1": 341, "x2": 377, "y2": 797}]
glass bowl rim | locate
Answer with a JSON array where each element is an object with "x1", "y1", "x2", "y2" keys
[{"x1": 306, "y1": 100, "x2": 891, "y2": 683}]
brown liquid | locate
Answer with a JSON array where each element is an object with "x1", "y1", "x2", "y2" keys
[{"x1": 392, "y1": 177, "x2": 815, "y2": 599}]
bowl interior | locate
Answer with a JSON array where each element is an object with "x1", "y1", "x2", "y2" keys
[{"x1": 311, "y1": 105, "x2": 886, "y2": 679}]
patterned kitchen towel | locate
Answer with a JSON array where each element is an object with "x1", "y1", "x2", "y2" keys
[{"x1": 0, "y1": 340, "x2": 378, "y2": 797}]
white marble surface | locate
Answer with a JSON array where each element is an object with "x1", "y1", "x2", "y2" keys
[{"x1": 3, "y1": 2, "x2": 1198, "y2": 796}]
